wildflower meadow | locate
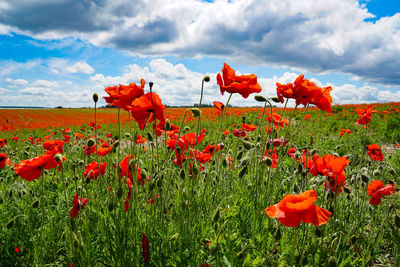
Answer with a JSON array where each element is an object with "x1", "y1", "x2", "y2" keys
[{"x1": 1, "y1": 63, "x2": 400, "y2": 266}]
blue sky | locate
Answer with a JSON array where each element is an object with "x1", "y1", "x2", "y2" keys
[{"x1": 0, "y1": 0, "x2": 400, "y2": 107}]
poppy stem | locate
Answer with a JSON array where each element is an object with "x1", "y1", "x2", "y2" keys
[
  {"x1": 217, "y1": 93, "x2": 233, "y2": 143},
  {"x1": 195, "y1": 78, "x2": 206, "y2": 168}
]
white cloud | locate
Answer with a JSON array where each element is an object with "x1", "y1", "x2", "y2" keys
[
  {"x1": 65, "y1": 62, "x2": 94, "y2": 74},
  {"x1": 5, "y1": 77, "x2": 28, "y2": 87},
  {"x1": 32, "y1": 79, "x2": 59, "y2": 88}
]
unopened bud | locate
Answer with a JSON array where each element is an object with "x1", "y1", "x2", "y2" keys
[
  {"x1": 6, "y1": 219, "x2": 14, "y2": 229},
  {"x1": 254, "y1": 95, "x2": 267, "y2": 102},
  {"x1": 394, "y1": 214, "x2": 400, "y2": 228},
  {"x1": 92, "y1": 93, "x2": 99, "y2": 103},
  {"x1": 124, "y1": 132, "x2": 131, "y2": 138},
  {"x1": 149, "y1": 82, "x2": 154, "y2": 89},
  {"x1": 184, "y1": 126, "x2": 190, "y2": 132},
  {"x1": 203, "y1": 75, "x2": 210, "y2": 82},
  {"x1": 54, "y1": 154, "x2": 63, "y2": 163},
  {"x1": 243, "y1": 141, "x2": 253, "y2": 150},
  {"x1": 264, "y1": 157, "x2": 273, "y2": 166},
  {"x1": 165, "y1": 119, "x2": 171, "y2": 131},
  {"x1": 87, "y1": 138, "x2": 96, "y2": 147},
  {"x1": 373, "y1": 169, "x2": 380, "y2": 177},
  {"x1": 271, "y1": 97, "x2": 281, "y2": 103},
  {"x1": 147, "y1": 132, "x2": 153, "y2": 142},
  {"x1": 191, "y1": 108, "x2": 201, "y2": 118}
]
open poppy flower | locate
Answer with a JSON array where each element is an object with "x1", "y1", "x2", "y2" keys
[
  {"x1": 355, "y1": 105, "x2": 377, "y2": 125},
  {"x1": 217, "y1": 63, "x2": 262, "y2": 99},
  {"x1": 265, "y1": 190, "x2": 331, "y2": 227},
  {"x1": 0, "y1": 153, "x2": 12, "y2": 169},
  {"x1": 119, "y1": 155, "x2": 145, "y2": 185},
  {"x1": 276, "y1": 75, "x2": 332, "y2": 112},
  {"x1": 14, "y1": 154, "x2": 51, "y2": 181},
  {"x1": 309, "y1": 154, "x2": 350, "y2": 194},
  {"x1": 367, "y1": 180, "x2": 395, "y2": 205},
  {"x1": 127, "y1": 92, "x2": 166, "y2": 130},
  {"x1": 43, "y1": 140, "x2": 65, "y2": 154},
  {"x1": 0, "y1": 138, "x2": 6, "y2": 148},
  {"x1": 84, "y1": 161, "x2": 106, "y2": 180},
  {"x1": 104, "y1": 79, "x2": 145, "y2": 110},
  {"x1": 367, "y1": 144, "x2": 384, "y2": 161},
  {"x1": 213, "y1": 101, "x2": 225, "y2": 113},
  {"x1": 70, "y1": 193, "x2": 89, "y2": 218},
  {"x1": 339, "y1": 129, "x2": 352, "y2": 136}
]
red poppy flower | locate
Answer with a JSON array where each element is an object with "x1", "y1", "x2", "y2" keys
[
  {"x1": 355, "y1": 105, "x2": 377, "y2": 125},
  {"x1": 265, "y1": 190, "x2": 332, "y2": 227},
  {"x1": 155, "y1": 121, "x2": 180, "y2": 137},
  {"x1": 241, "y1": 123, "x2": 257, "y2": 131},
  {"x1": 75, "y1": 132, "x2": 84, "y2": 139},
  {"x1": 43, "y1": 140, "x2": 65, "y2": 154},
  {"x1": 367, "y1": 180, "x2": 395, "y2": 205},
  {"x1": 213, "y1": 101, "x2": 225, "y2": 113},
  {"x1": 232, "y1": 128, "x2": 247, "y2": 138},
  {"x1": 263, "y1": 148, "x2": 279, "y2": 168},
  {"x1": 309, "y1": 154, "x2": 350, "y2": 194},
  {"x1": 167, "y1": 129, "x2": 206, "y2": 151},
  {"x1": 104, "y1": 79, "x2": 145, "y2": 110},
  {"x1": 0, "y1": 153, "x2": 12, "y2": 169},
  {"x1": 15, "y1": 246, "x2": 22, "y2": 253},
  {"x1": 127, "y1": 92, "x2": 166, "y2": 130},
  {"x1": 0, "y1": 138, "x2": 6, "y2": 148},
  {"x1": 136, "y1": 134, "x2": 146, "y2": 144},
  {"x1": 119, "y1": 155, "x2": 145, "y2": 185},
  {"x1": 14, "y1": 154, "x2": 51, "y2": 181},
  {"x1": 367, "y1": 144, "x2": 384, "y2": 161},
  {"x1": 304, "y1": 114, "x2": 311, "y2": 120},
  {"x1": 124, "y1": 178, "x2": 132, "y2": 212},
  {"x1": 216, "y1": 63, "x2": 262, "y2": 99},
  {"x1": 339, "y1": 129, "x2": 352, "y2": 136},
  {"x1": 84, "y1": 161, "x2": 106, "y2": 180},
  {"x1": 276, "y1": 75, "x2": 332, "y2": 112},
  {"x1": 70, "y1": 193, "x2": 89, "y2": 218}
]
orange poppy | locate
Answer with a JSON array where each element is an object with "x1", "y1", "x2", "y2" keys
[
  {"x1": 213, "y1": 101, "x2": 225, "y2": 113},
  {"x1": 355, "y1": 105, "x2": 376, "y2": 125},
  {"x1": 367, "y1": 180, "x2": 395, "y2": 205},
  {"x1": 127, "y1": 92, "x2": 166, "y2": 130},
  {"x1": 43, "y1": 139, "x2": 65, "y2": 153},
  {"x1": 216, "y1": 63, "x2": 262, "y2": 99},
  {"x1": 104, "y1": 79, "x2": 145, "y2": 110},
  {"x1": 276, "y1": 75, "x2": 332, "y2": 112},
  {"x1": 265, "y1": 190, "x2": 331, "y2": 227},
  {"x1": 309, "y1": 154, "x2": 350, "y2": 194},
  {"x1": 367, "y1": 144, "x2": 384, "y2": 161}
]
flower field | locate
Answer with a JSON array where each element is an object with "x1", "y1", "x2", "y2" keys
[{"x1": 1, "y1": 64, "x2": 400, "y2": 266}]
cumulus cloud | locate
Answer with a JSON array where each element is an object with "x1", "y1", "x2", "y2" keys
[
  {"x1": 5, "y1": 77, "x2": 28, "y2": 87},
  {"x1": 1, "y1": 0, "x2": 400, "y2": 86},
  {"x1": 65, "y1": 62, "x2": 94, "y2": 74}
]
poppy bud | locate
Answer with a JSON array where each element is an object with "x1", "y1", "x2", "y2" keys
[
  {"x1": 315, "y1": 227, "x2": 323, "y2": 237},
  {"x1": 87, "y1": 138, "x2": 96, "y2": 147},
  {"x1": 243, "y1": 141, "x2": 253, "y2": 150},
  {"x1": 311, "y1": 149, "x2": 317, "y2": 156},
  {"x1": 239, "y1": 166, "x2": 247, "y2": 178},
  {"x1": 192, "y1": 164, "x2": 199, "y2": 176},
  {"x1": 191, "y1": 108, "x2": 201, "y2": 117},
  {"x1": 254, "y1": 95, "x2": 267, "y2": 102},
  {"x1": 212, "y1": 209, "x2": 220, "y2": 224},
  {"x1": 222, "y1": 158, "x2": 227, "y2": 168},
  {"x1": 389, "y1": 169, "x2": 395, "y2": 176},
  {"x1": 165, "y1": 119, "x2": 171, "y2": 131},
  {"x1": 328, "y1": 256, "x2": 338, "y2": 267},
  {"x1": 146, "y1": 132, "x2": 153, "y2": 142},
  {"x1": 264, "y1": 157, "x2": 273, "y2": 167},
  {"x1": 156, "y1": 179, "x2": 162, "y2": 188},
  {"x1": 394, "y1": 214, "x2": 400, "y2": 228},
  {"x1": 116, "y1": 187, "x2": 123, "y2": 199},
  {"x1": 112, "y1": 140, "x2": 120, "y2": 150},
  {"x1": 54, "y1": 154, "x2": 63, "y2": 163},
  {"x1": 274, "y1": 227, "x2": 281, "y2": 240},
  {"x1": 92, "y1": 93, "x2": 99, "y2": 103},
  {"x1": 220, "y1": 132, "x2": 226, "y2": 140},
  {"x1": 373, "y1": 169, "x2": 380, "y2": 177},
  {"x1": 6, "y1": 219, "x2": 14, "y2": 229},
  {"x1": 124, "y1": 132, "x2": 131, "y2": 138},
  {"x1": 203, "y1": 75, "x2": 210, "y2": 82},
  {"x1": 180, "y1": 169, "x2": 185, "y2": 180},
  {"x1": 294, "y1": 151, "x2": 301, "y2": 160},
  {"x1": 343, "y1": 187, "x2": 351, "y2": 194},
  {"x1": 236, "y1": 151, "x2": 243, "y2": 160},
  {"x1": 32, "y1": 199, "x2": 39, "y2": 208},
  {"x1": 184, "y1": 126, "x2": 190, "y2": 132},
  {"x1": 361, "y1": 174, "x2": 369, "y2": 183},
  {"x1": 271, "y1": 97, "x2": 281, "y2": 103},
  {"x1": 149, "y1": 82, "x2": 154, "y2": 89},
  {"x1": 85, "y1": 177, "x2": 90, "y2": 184}
]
